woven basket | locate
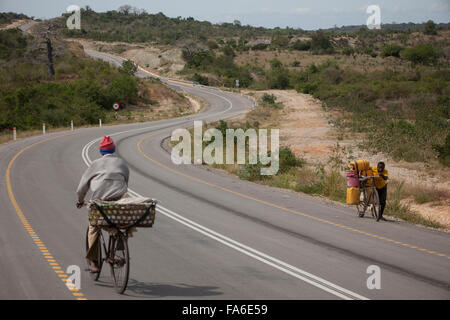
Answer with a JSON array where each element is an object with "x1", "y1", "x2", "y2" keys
[{"x1": 88, "y1": 201, "x2": 156, "y2": 228}]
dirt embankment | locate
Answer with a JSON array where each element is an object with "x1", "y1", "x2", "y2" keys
[
  {"x1": 245, "y1": 89, "x2": 450, "y2": 228},
  {"x1": 70, "y1": 39, "x2": 185, "y2": 77}
]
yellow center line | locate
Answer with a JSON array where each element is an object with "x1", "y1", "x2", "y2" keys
[
  {"x1": 137, "y1": 134, "x2": 450, "y2": 260},
  {"x1": 5, "y1": 133, "x2": 88, "y2": 300}
]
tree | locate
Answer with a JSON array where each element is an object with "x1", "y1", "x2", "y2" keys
[
  {"x1": 119, "y1": 59, "x2": 137, "y2": 76},
  {"x1": 118, "y1": 5, "x2": 132, "y2": 15},
  {"x1": 311, "y1": 31, "x2": 333, "y2": 54},
  {"x1": 424, "y1": 20, "x2": 437, "y2": 35}
]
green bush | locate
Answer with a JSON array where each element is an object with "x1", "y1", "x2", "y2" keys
[
  {"x1": 402, "y1": 44, "x2": 439, "y2": 65},
  {"x1": 191, "y1": 73, "x2": 209, "y2": 85},
  {"x1": 342, "y1": 47, "x2": 355, "y2": 56},
  {"x1": 99, "y1": 76, "x2": 139, "y2": 108},
  {"x1": 291, "y1": 40, "x2": 311, "y2": 51},
  {"x1": 279, "y1": 147, "x2": 304, "y2": 173},
  {"x1": 262, "y1": 93, "x2": 276, "y2": 104},
  {"x1": 239, "y1": 163, "x2": 264, "y2": 181},
  {"x1": 381, "y1": 44, "x2": 403, "y2": 58}
]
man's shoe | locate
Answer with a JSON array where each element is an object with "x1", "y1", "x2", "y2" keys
[{"x1": 379, "y1": 217, "x2": 388, "y2": 221}]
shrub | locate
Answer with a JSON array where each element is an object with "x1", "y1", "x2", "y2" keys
[
  {"x1": 206, "y1": 40, "x2": 219, "y2": 49},
  {"x1": 291, "y1": 40, "x2": 311, "y2": 51},
  {"x1": 238, "y1": 163, "x2": 264, "y2": 181},
  {"x1": 99, "y1": 76, "x2": 139, "y2": 108},
  {"x1": 262, "y1": 93, "x2": 276, "y2": 104},
  {"x1": 296, "y1": 82, "x2": 318, "y2": 94},
  {"x1": 271, "y1": 36, "x2": 290, "y2": 48},
  {"x1": 381, "y1": 44, "x2": 403, "y2": 58},
  {"x1": 342, "y1": 47, "x2": 355, "y2": 56},
  {"x1": 402, "y1": 44, "x2": 439, "y2": 65},
  {"x1": 252, "y1": 43, "x2": 269, "y2": 50},
  {"x1": 279, "y1": 147, "x2": 304, "y2": 173},
  {"x1": 192, "y1": 73, "x2": 209, "y2": 85}
]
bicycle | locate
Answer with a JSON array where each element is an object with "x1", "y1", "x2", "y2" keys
[
  {"x1": 85, "y1": 200, "x2": 157, "y2": 294},
  {"x1": 356, "y1": 176, "x2": 381, "y2": 221}
]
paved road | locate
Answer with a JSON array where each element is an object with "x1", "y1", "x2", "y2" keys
[{"x1": 0, "y1": 48, "x2": 449, "y2": 300}]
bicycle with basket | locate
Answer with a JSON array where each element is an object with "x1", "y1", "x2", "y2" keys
[{"x1": 86, "y1": 198, "x2": 157, "y2": 294}]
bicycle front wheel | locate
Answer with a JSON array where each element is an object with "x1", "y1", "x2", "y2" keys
[{"x1": 108, "y1": 232, "x2": 130, "y2": 294}]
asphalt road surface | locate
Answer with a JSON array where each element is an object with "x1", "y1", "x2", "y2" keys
[{"x1": 0, "y1": 48, "x2": 449, "y2": 300}]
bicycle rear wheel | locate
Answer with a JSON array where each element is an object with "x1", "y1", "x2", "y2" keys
[
  {"x1": 85, "y1": 227, "x2": 103, "y2": 281},
  {"x1": 356, "y1": 188, "x2": 368, "y2": 218},
  {"x1": 108, "y1": 232, "x2": 130, "y2": 294}
]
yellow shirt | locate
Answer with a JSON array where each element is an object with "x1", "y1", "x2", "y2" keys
[{"x1": 372, "y1": 167, "x2": 388, "y2": 189}]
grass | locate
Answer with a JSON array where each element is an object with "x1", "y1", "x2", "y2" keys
[{"x1": 385, "y1": 181, "x2": 445, "y2": 229}]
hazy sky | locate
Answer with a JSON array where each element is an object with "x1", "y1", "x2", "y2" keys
[{"x1": 1, "y1": 0, "x2": 449, "y2": 30}]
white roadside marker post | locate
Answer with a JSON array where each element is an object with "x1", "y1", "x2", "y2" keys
[
  {"x1": 13, "y1": 127, "x2": 16, "y2": 141},
  {"x1": 43, "y1": 123, "x2": 46, "y2": 135},
  {"x1": 99, "y1": 119, "x2": 102, "y2": 127},
  {"x1": 71, "y1": 120, "x2": 74, "y2": 131}
]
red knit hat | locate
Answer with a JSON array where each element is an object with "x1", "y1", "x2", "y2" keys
[{"x1": 100, "y1": 136, "x2": 115, "y2": 154}]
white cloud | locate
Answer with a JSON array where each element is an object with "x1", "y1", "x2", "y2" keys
[{"x1": 294, "y1": 8, "x2": 311, "y2": 14}]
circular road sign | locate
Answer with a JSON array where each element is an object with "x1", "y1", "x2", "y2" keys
[{"x1": 113, "y1": 102, "x2": 120, "y2": 111}]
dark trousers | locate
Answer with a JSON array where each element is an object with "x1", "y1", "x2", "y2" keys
[{"x1": 376, "y1": 186, "x2": 387, "y2": 217}]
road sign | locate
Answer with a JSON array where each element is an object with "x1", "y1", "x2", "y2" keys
[{"x1": 113, "y1": 102, "x2": 120, "y2": 111}]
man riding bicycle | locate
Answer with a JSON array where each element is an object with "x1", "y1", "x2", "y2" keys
[{"x1": 76, "y1": 136, "x2": 130, "y2": 272}]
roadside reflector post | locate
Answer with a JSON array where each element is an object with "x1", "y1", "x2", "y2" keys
[
  {"x1": 13, "y1": 127, "x2": 16, "y2": 141},
  {"x1": 43, "y1": 123, "x2": 46, "y2": 135},
  {"x1": 99, "y1": 119, "x2": 102, "y2": 127},
  {"x1": 71, "y1": 120, "x2": 74, "y2": 131}
]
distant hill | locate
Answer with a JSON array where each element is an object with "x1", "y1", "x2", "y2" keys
[
  {"x1": 61, "y1": 8, "x2": 304, "y2": 44},
  {"x1": 58, "y1": 8, "x2": 450, "y2": 45},
  {"x1": 322, "y1": 22, "x2": 450, "y2": 33}
]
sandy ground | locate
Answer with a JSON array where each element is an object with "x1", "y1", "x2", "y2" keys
[
  {"x1": 0, "y1": 19, "x2": 32, "y2": 30},
  {"x1": 248, "y1": 89, "x2": 450, "y2": 228}
]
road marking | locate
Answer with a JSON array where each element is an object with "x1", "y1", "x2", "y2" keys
[
  {"x1": 5, "y1": 134, "x2": 87, "y2": 300},
  {"x1": 83, "y1": 137, "x2": 369, "y2": 300},
  {"x1": 135, "y1": 134, "x2": 450, "y2": 260}
]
